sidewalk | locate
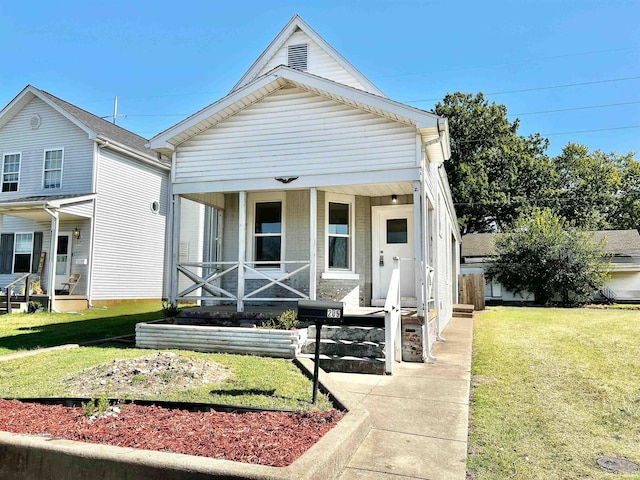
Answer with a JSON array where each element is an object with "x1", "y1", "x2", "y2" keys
[{"x1": 331, "y1": 315, "x2": 474, "y2": 480}]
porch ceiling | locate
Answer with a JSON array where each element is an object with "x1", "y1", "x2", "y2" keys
[{"x1": 320, "y1": 182, "x2": 414, "y2": 197}]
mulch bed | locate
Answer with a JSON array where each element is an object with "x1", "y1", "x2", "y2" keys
[{"x1": 0, "y1": 399, "x2": 343, "y2": 467}]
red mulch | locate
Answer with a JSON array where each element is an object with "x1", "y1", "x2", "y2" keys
[{"x1": 0, "y1": 399, "x2": 343, "y2": 467}]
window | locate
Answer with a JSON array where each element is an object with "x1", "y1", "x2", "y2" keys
[
  {"x1": 13, "y1": 233, "x2": 33, "y2": 273},
  {"x1": 386, "y1": 219, "x2": 408, "y2": 244},
  {"x1": 254, "y1": 201, "x2": 282, "y2": 268},
  {"x1": 2, "y1": 153, "x2": 21, "y2": 192},
  {"x1": 43, "y1": 149, "x2": 63, "y2": 189},
  {"x1": 325, "y1": 194, "x2": 355, "y2": 273}
]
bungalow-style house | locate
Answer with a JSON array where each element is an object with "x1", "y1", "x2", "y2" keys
[
  {"x1": 148, "y1": 15, "x2": 461, "y2": 357},
  {"x1": 461, "y1": 230, "x2": 640, "y2": 303},
  {"x1": 0, "y1": 85, "x2": 171, "y2": 312}
]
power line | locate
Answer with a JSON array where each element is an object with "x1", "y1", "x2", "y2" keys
[
  {"x1": 509, "y1": 100, "x2": 640, "y2": 117},
  {"x1": 452, "y1": 125, "x2": 640, "y2": 145},
  {"x1": 402, "y1": 75, "x2": 640, "y2": 104}
]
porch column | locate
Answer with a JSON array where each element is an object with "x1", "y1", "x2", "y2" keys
[
  {"x1": 309, "y1": 187, "x2": 317, "y2": 300},
  {"x1": 413, "y1": 181, "x2": 423, "y2": 318},
  {"x1": 169, "y1": 195, "x2": 181, "y2": 304},
  {"x1": 237, "y1": 191, "x2": 247, "y2": 312},
  {"x1": 46, "y1": 209, "x2": 59, "y2": 312}
]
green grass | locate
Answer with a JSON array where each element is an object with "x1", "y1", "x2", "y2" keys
[
  {"x1": 468, "y1": 307, "x2": 640, "y2": 479},
  {"x1": 0, "y1": 302, "x2": 162, "y2": 355},
  {"x1": 0, "y1": 347, "x2": 333, "y2": 411}
]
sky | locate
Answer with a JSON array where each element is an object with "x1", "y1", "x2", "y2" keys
[{"x1": 1, "y1": 0, "x2": 638, "y2": 158}]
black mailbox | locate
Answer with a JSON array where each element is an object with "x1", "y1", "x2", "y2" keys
[{"x1": 298, "y1": 299, "x2": 343, "y2": 323}]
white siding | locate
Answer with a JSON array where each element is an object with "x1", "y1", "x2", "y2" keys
[
  {"x1": 177, "y1": 199, "x2": 205, "y2": 294},
  {"x1": 0, "y1": 98, "x2": 93, "y2": 199},
  {"x1": 257, "y1": 30, "x2": 370, "y2": 92},
  {"x1": 91, "y1": 149, "x2": 168, "y2": 300},
  {"x1": 176, "y1": 88, "x2": 416, "y2": 184}
]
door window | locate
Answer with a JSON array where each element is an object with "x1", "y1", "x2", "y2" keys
[{"x1": 386, "y1": 219, "x2": 408, "y2": 244}]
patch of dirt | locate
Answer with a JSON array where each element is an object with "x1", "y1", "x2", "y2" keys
[
  {"x1": 0, "y1": 399, "x2": 343, "y2": 466},
  {"x1": 63, "y1": 352, "x2": 231, "y2": 397}
]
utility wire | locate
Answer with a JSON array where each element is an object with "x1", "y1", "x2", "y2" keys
[{"x1": 509, "y1": 100, "x2": 640, "y2": 117}]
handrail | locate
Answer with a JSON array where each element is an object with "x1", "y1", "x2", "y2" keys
[
  {"x1": 383, "y1": 257, "x2": 402, "y2": 374},
  {"x1": 3, "y1": 273, "x2": 31, "y2": 314}
]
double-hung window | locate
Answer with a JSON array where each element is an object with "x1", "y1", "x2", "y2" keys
[
  {"x1": 43, "y1": 149, "x2": 63, "y2": 189},
  {"x1": 254, "y1": 201, "x2": 283, "y2": 269},
  {"x1": 2, "y1": 153, "x2": 21, "y2": 192},
  {"x1": 13, "y1": 233, "x2": 33, "y2": 273},
  {"x1": 326, "y1": 193, "x2": 355, "y2": 273}
]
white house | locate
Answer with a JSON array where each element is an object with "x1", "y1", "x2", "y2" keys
[
  {"x1": 148, "y1": 15, "x2": 461, "y2": 358},
  {"x1": 0, "y1": 85, "x2": 171, "y2": 311},
  {"x1": 461, "y1": 230, "x2": 640, "y2": 303}
]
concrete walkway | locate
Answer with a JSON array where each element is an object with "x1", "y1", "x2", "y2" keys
[{"x1": 331, "y1": 315, "x2": 474, "y2": 480}]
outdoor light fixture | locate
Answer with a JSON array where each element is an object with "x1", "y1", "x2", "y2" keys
[
  {"x1": 73, "y1": 227, "x2": 81, "y2": 240},
  {"x1": 391, "y1": 194, "x2": 398, "y2": 203}
]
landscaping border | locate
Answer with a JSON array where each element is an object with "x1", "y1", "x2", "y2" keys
[{"x1": 0, "y1": 358, "x2": 370, "y2": 480}]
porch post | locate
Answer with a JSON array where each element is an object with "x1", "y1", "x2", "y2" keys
[
  {"x1": 169, "y1": 195, "x2": 181, "y2": 304},
  {"x1": 309, "y1": 187, "x2": 317, "y2": 300},
  {"x1": 413, "y1": 181, "x2": 423, "y2": 318},
  {"x1": 237, "y1": 191, "x2": 247, "y2": 312},
  {"x1": 47, "y1": 210, "x2": 59, "y2": 312}
]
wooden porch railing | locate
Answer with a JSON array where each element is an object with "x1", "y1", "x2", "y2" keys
[
  {"x1": 383, "y1": 257, "x2": 402, "y2": 375},
  {"x1": 2, "y1": 273, "x2": 31, "y2": 314},
  {"x1": 176, "y1": 261, "x2": 310, "y2": 309}
]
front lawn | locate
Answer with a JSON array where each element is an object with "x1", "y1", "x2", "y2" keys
[
  {"x1": 0, "y1": 301, "x2": 162, "y2": 355},
  {"x1": 468, "y1": 307, "x2": 640, "y2": 479}
]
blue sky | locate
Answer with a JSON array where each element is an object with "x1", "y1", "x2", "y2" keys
[{"x1": 1, "y1": 0, "x2": 638, "y2": 157}]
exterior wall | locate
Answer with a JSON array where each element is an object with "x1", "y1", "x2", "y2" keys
[
  {"x1": 91, "y1": 148, "x2": 168, "y2": 300},
  {"x1": 459, "y1": 264, "x2": 534, "y2": 302},
  {"x1": 175, "y1": 88, "x2": 417, "y2": 184},
  {"x1": 0, "y1": 98, "x2": 93, "y2": 199},
  {"x1": 177, "y1": 199, "x2": 205, "y2": 295},
  {"x1": 255, "y1": 30, "x2": 370, "y2": 92},
  {"x1": 607, "y1": 268, "x2": 640, "y2": 301}
]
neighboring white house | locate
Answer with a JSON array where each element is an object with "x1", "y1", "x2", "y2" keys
[
  {"x1": 461, "y1": 230, "x2": 640, "y2": 303},
  {"x1": 148, "y1": 15, "x2": 461, "y2": 357},
  {"x1": 0, "y1": 85, "x2": 171, "y2": 311}
]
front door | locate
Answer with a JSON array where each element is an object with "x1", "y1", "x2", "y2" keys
[
  {"x1": 55, "y1": 233, "x2": 71, "y2": 291},
  {"x1": 372, "y1": 205, "x2": 416, "y2": 306}
]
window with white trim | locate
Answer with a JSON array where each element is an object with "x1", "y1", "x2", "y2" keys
[
  {"x1": 2, "y1": 153, "x2": 21, "y2": 192},
  {"x1": 43, "y1": 149, "x2": 63, "y2": 189},
  {"x1": 252, "y1": 198, "x2": 284, "y2": 269},
  {"x1": 13, "y1": 233, "x2": 33, "y2": 273},
  {"x1": 325, "y1": 193, "x2": 355, "y2": 272}
]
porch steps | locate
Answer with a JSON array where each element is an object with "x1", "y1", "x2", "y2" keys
[
  {"x1": 300, "y1": 324, "x2": 386, "y2": 375},
  {"x1": 453, "y1": 303, "x2": 475, "y2": 318}
]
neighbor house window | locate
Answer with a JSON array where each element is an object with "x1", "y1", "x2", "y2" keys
[
  {"x1": 43, "y1": 149, "x2": 63, "y2": 189},
  {"x1": 13, "y1": 233, "x2": 33, "y2": 273},
  {"x1": 326, "y1": 194, "x2": 355, "y2": 272},
  {"x1": 2, "y1": 153, "x2": 21, "y2": 192},
  {"x1": 254, "y1": 201, "x2": 282, "y2": 268}
]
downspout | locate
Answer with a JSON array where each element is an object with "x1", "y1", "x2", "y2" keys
[{"x1": 43, "y1": 206, "x2": 59, "y2": 313}]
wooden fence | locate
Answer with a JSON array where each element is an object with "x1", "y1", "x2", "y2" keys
[{"x1": 459, "y1": 274, "x2": 486, "y2": 310}]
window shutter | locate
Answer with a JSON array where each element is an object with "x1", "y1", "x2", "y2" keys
[
  {"x1": 32, "y1": 232, "x2": 43, "y2": 274},
  {"x1": 0, "y1": 234, "x2": 14, "y2": 274}
]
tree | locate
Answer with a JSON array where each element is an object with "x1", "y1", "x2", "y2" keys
[
  {"x1": 486, "y1": 208, "x2": 610, "y2": 306},
  {"x1": 434, "y1": 92, "x2": 553, "y2": 234},
  {"x1": 610, "y1": 154, "x2": 640, "y2": 232},
  {"x1": 551, "y1": 143, "x2": 622, "y2": 230}
]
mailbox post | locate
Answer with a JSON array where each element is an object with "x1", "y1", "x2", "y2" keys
[{"x1": 298, "y1": 299, "x2": 344, "y2": 404}]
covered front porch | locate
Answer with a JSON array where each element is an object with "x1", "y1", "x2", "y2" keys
[{"x1": 0, "y1": 194, "x2": 95, "y2": 312}]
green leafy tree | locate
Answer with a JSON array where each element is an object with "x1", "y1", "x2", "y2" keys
[
  {"x1": 609, "y1": 154, "x2": 640, "y2": 231},
  {"x1": 486, "y1": 208, "x2": 610, "y2": 306},
  {"x1": 434, "y1": 92, "x2": 553, "y2": 234}
]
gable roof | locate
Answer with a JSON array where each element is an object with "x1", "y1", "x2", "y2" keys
[
  {"x1": 462, "y1": 230, "x2": 640, "y2": 257},
  {"x1": 149, "y1": 65, "x2": 450, "y2": 161},
  {"x1": 0, "y1": 85, "x2": 166, "y2": 166},
  {"x1": 231, "y1": 14, "x2": 386, "y2": 97}
]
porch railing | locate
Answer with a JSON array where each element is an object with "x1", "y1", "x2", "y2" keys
[
  {"x1": 176, "y1": 260, "x2": 310, "y2": 308},
  {"x1": 384, "y1": 257, "x2": 402, "y2": 374},
  {"x1": 2, "y1": 273, "x2": 31, "y2": 314}
]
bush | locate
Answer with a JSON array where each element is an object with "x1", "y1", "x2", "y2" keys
[{"x1": 261, "y1": 310, "x2": 299, "y2": 330}]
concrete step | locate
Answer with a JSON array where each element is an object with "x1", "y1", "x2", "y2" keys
[
  {"x1": 299, "y1": 353, "x2": 385, "y2": 375},
  {"x1": 301, "y1": 338, "x2": 385, "y2": 358},
  {"x1": 307, "y1": 325, "x2": 385, "y2": 343},
  {"x1": 453, "y1": 311, "x2": 474, "y2": 319},
  {"x1": 453, "y1": 304, "x2": 474, "y2": 314}
]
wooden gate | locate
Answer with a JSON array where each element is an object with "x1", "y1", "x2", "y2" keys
[{"x1": 459, "y1": 274, "x2": 486, "y2": 310}]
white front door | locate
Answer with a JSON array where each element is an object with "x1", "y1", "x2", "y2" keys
[
  {"x1": 372, "y1": 205, "x2": 416, "y2": 306},
  {"x1": 55, "y1": 233, "x2": 72, "y2": 290}
]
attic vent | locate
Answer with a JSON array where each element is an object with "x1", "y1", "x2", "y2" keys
[
  {"x1": 287, "y1": 44, "x2": 308, "y2": 71},
  {"x1": 30, "y1": 115, "x2": 41, "y2": 130}
]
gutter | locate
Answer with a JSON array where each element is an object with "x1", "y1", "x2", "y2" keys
[{"x1": 94, "y1": 137, "x2": 170, "y2": 171}]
